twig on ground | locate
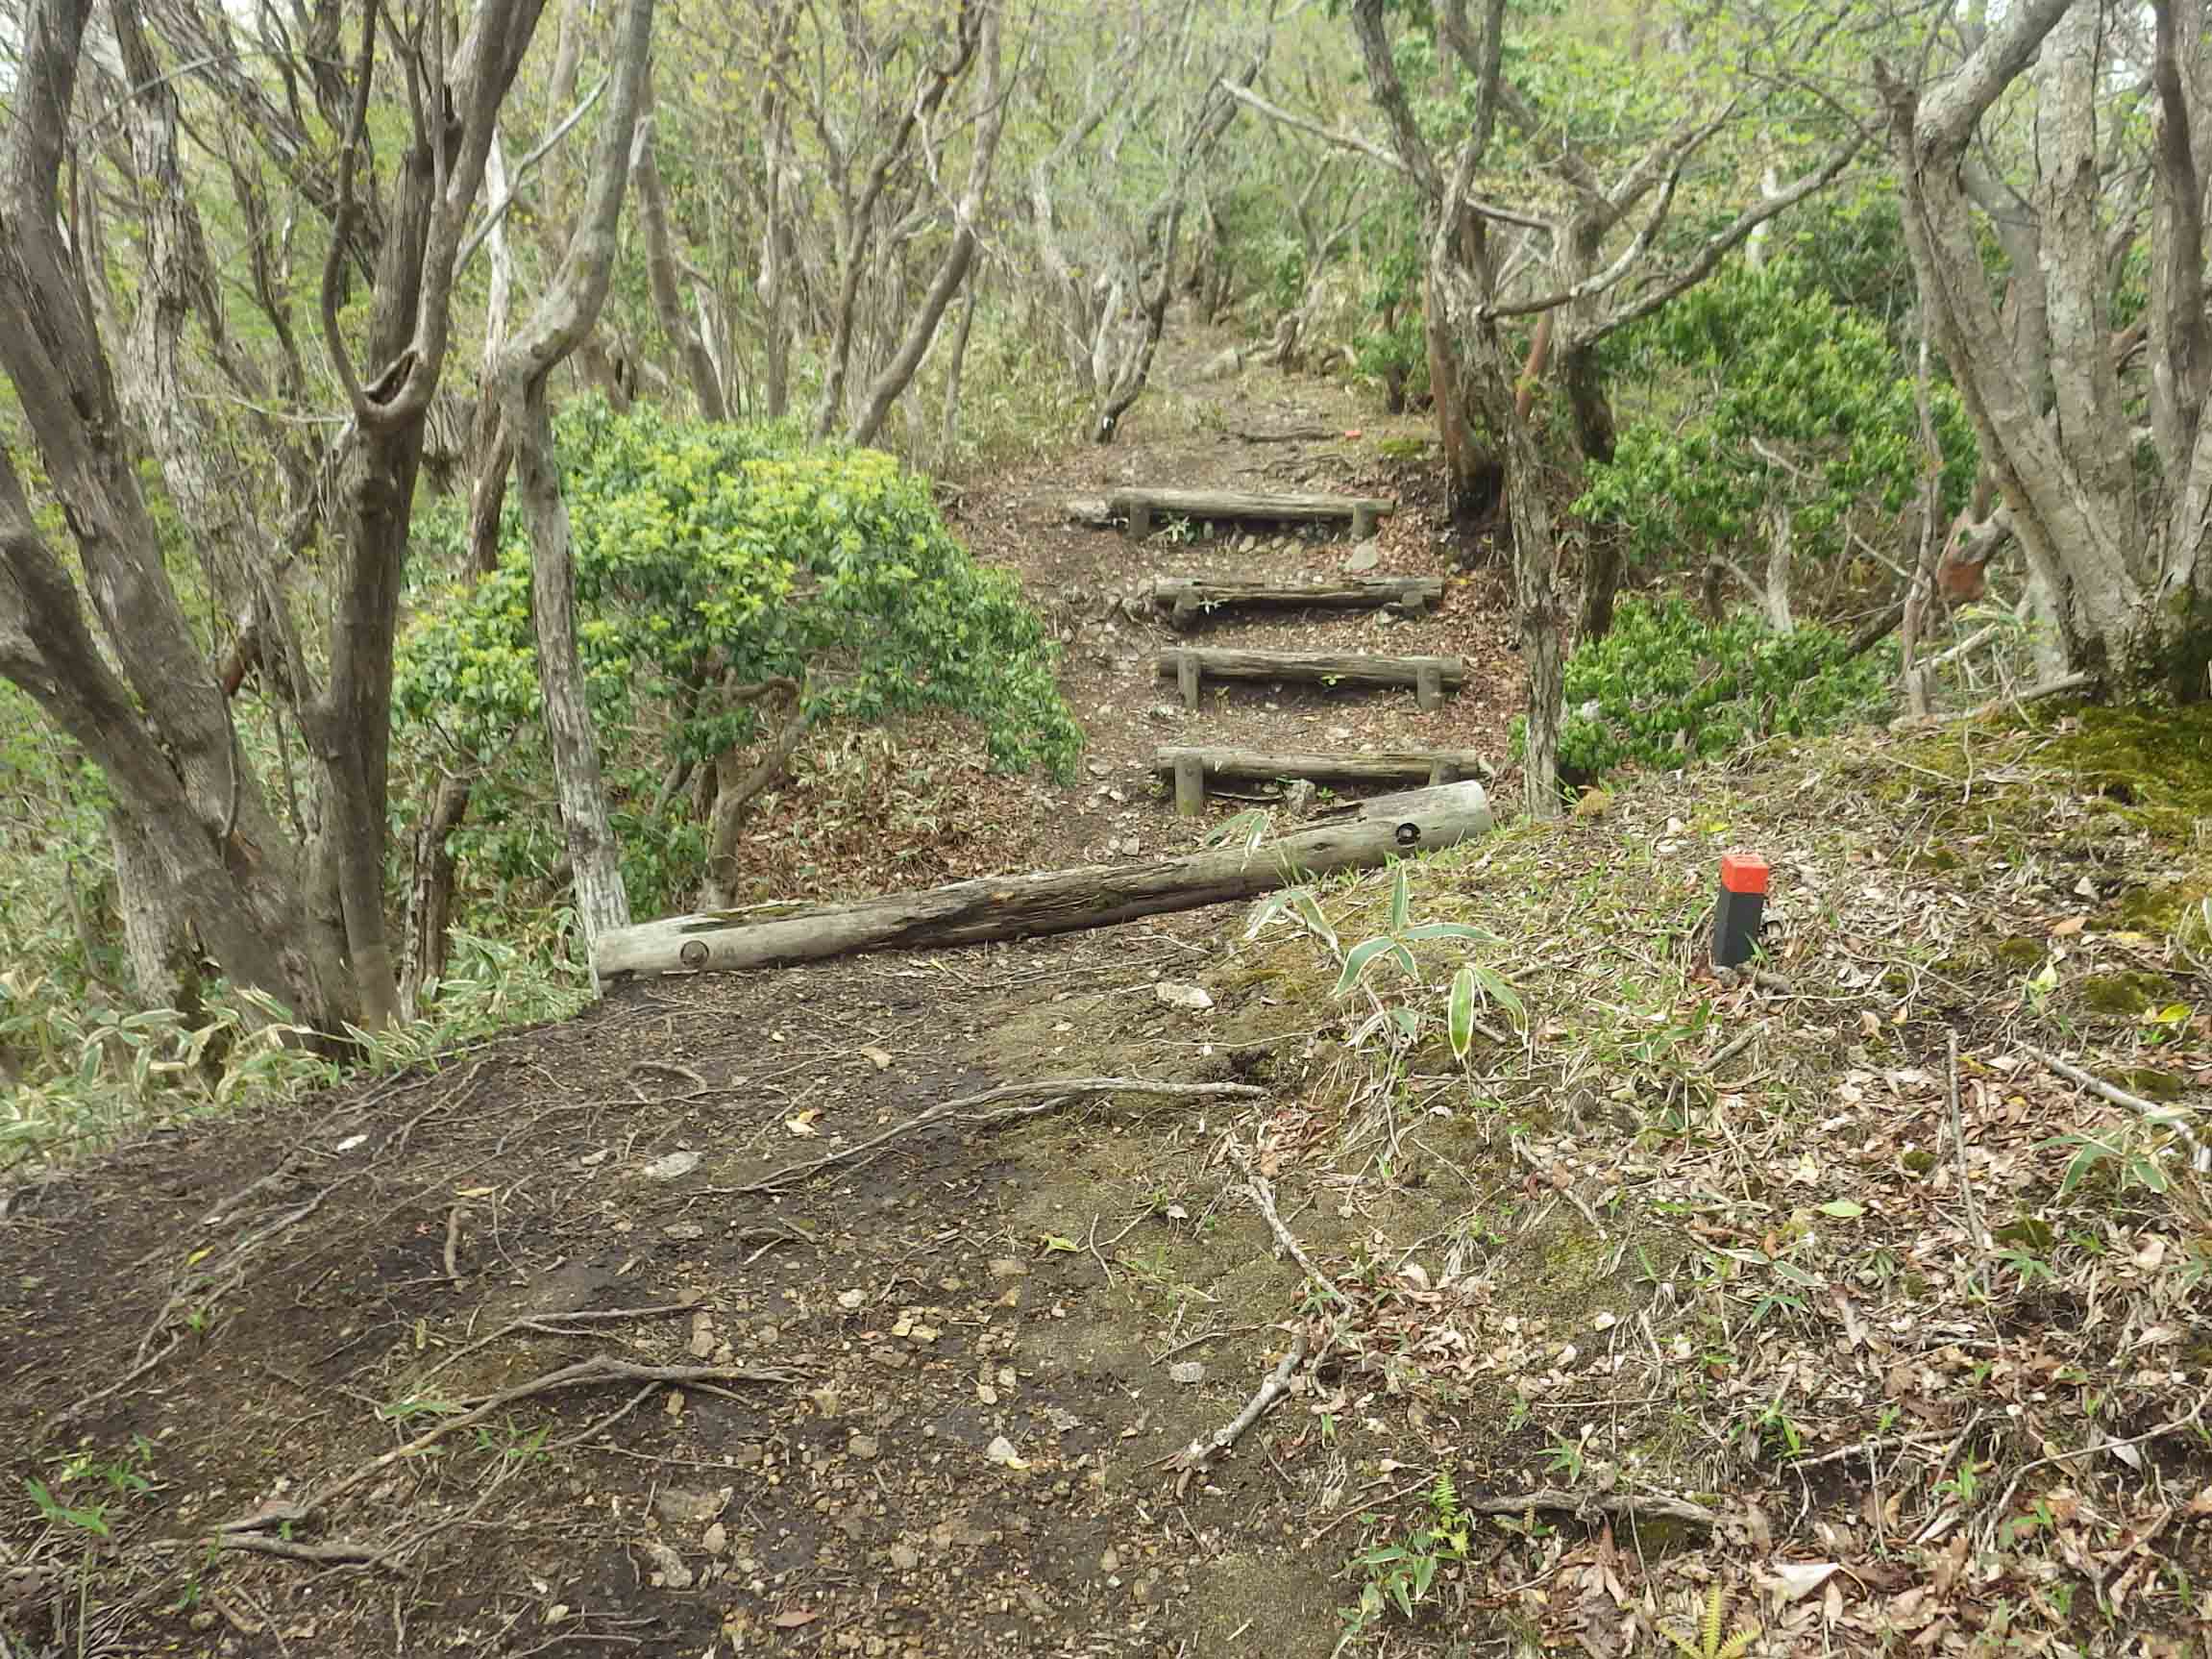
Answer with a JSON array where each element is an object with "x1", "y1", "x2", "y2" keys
[
  {"x1": 1700, "y1": 1020, "x2": 1768, "y2": 1075},
  {"x1": 1164, "y1": 1329, "x2": 1309, "y2": 1497},
  {"x1": 1789, "y1": 1428, "x2": 1958, "y2": 1470},
  {"x1": 220, "y1": 1535, "x2": 381, "y2": 1566},
  {"x1": 218, "y1": 1356, "x2": 793, "y2": 1545},
  {"x1": 1152, "y1": 1323, "x2": 1267, "y2": 1364},
  {"x1": 1946, "y1": 1030, "x2": 1987, "y2": 1253},
  {"x1": 1979, "y1": 1402, "x2": 2206, "y2": 1548},
  {"x1": 1235, "y1": 1157, "x2": 1343, "y2": 1304},
  {"x1": 736, "y1": 1077, "x2": 1264, "y2": 1194},
  {"x1": 1304, "y1": 1475, "x2": 1436, "y2": 1545},
  {"x1": 1935, "y1": 672, "x2": 2092, "y2": 723},
  {"x1": 442, "y1": 1204, "x2": 468, "y2": 1283},
  {"x1": 411, "y1": 1300, "x2": 700, "y2": 1389},
  {"x1": 1460, "y1": 1488, "x2": 1721, "y2": 1527},
  {"x1": 2021, "y1": 1043, "x2": 2206, "y2": 1164}
]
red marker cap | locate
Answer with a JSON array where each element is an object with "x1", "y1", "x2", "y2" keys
[{"x1": 1720, "y1": 853, "x2": 1770, "y2": 896}]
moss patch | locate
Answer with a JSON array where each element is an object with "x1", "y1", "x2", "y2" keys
[
  {"x1": 2039, "y1": 703, "x2": 2212, "y2": 845},
  {"x1": 2079, "y1": 970, "x2": 2175, "y2": 1017}
]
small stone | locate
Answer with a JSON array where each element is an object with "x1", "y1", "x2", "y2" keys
[
  {"x1": 643, "y1": 1541, "x2": 693, "y2": 1590},
  {"x1": 702, "y1": 1523, "x2": 727, "y2": 1556},
  {"x1": 988, "y1": 1258, "x2": 1028, "y2": 1279},
  {"x1": 889, "y1": 1543, "x2": 922, "y2": 1572},
  {"x1": 643, "y1": 1151, "x2": 700, "y2": 1180},
  {"x1": 1346, "y1": 539, "x2": 1382, "y2": 572},
  {"x1": 848, "y1": 1434, "x2": 881, "y2": 1460},
  {"x1": 1100, "y1": 1548, "x2": 1121, "y2": 1573},
  {"x1": 1153, "y1": 981, "x2": 1213, "y2": 1012},
  {"x1": 985, "y1": 1436, "x2": 1025, "y2": 1468},
  {"x1": 1168, "y1": 1361, "x2": 1205, "y2": 1386},
  {"x1": 837, "y1": 1288, "x2": 867, "y2": 1309},
  {"x1": 662, "y1": 1223, "x2": 705, "y2": 1241}
]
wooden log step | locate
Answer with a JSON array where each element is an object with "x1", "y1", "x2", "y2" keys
[
  {"x1": 1155, "y1": 746, "x2": 1486, "y2": 814},
  {"x1": 591, "y1": 780, "x2": 1495, "y2": 981},
  {"x1": 1157, "y1": 648, "x2": 1463, "y2": 712},
  {"x1": 1153, "y1": 575, "x2": 1443, "y2": 630},
  {"x1": 1110, "y1": 487, "x2": 1395, "y2": 541}
]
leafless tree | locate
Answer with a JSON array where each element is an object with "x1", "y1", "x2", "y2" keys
[
  {"x1": 492, "y1": 0, "x2": 658, "y2": 953},
  {"x1": 0, "y1": 0, "x2": 551, "y2": 1035}
]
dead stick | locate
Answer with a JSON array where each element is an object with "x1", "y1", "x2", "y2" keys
[
  {"x1": 442, "y1": 1204, "x2": 468, "y2": 1283},
  {"x1": 411, "y1": 1300, "x2": 700, "y2": 1388},
  {"x1": 1945, "y1": 1030, "x2": 1986, "y2": 1253},
  {"x1": 1167, "y1": 1330, "x2": 1308, "y2": 1494},
  {"x1": 738, "y1": 1077, "x2": 1265, "y2": 1193},
  {"x1": 2021, "y1": 1042, "x2": 2206, "y2": 1161},
  {"x1": 219, "y1": 1536, "x2": 382, "y2": 1566},
  {"x1": 1461, "y1": 1488, "x2": 1721, "y2": 1527},
  {"x1": 218, "y1": 1357, "x2": 792, "y2": 1539},
  {"x1": 1700, "y1": 1020, "x2": 1768, "y2": 1074}
]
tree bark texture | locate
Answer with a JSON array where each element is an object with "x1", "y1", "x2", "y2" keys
[
  {"x1": 595, "y1": 780, "x2": 1495, "y2": 980},
  {"x1": 1880, "y1": 0, "x2": 2212, "y2": 698},
  {"x1": 636, "y1": 125, "x2": 727, "y2": 421},
  {"x1": 494, "y1": 0, "x2": 658, "y2": 955}
]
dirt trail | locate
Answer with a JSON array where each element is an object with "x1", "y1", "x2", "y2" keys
[{"x1": 1, "y1": 343, "x2": 1498, "y2": 1657}]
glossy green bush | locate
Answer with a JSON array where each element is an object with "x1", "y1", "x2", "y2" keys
[
  {"x1": 1523, "y1": 597, "x2": 1892, "y2": 780},
  {"x1": 1579, "y1": 263, "x2": 1977, "y2": 569},
  {"x1": 400, "y1": 404, "x2": 1080, "y2": 776}
]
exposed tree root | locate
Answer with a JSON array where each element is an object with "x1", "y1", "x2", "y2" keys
[
  {"x1": 735, "y1": 1077, "x2": 1265, "y2": 1194},
  {"x1": 217, "y1": 1357, "x2": 793, "y2": 1549}
]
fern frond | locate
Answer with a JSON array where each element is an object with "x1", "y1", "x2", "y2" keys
[{"x1": 1702, "y1": 1584, "x2": 1726, "y2": 1657}]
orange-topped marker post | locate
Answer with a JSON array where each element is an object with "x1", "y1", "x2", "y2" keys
[{"x1": 1713, "y1": 853, "x2": 1769, "y2": 969}]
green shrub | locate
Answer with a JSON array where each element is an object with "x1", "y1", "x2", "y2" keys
[
  {"x1": 396, "y1": 405, "x2": 1082, "y2": 913},
  {"x1": 1520, "y1": 598, "x2": 1893, "y2": 780}
]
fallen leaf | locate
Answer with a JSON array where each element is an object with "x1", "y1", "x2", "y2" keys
[
  {"x1": 2051, "y1": 915, "x2": 2086, "y2": 936},
  {"x1": 858, "y1": 1045, "x2": 894, "y2": 1071},
  {"x1": 784, "y1": 1111, "x2": 821, "y2": 1137},
  {"x1": 771, "y1": 1609, "x2": 820, "y2": 1628},
  {"x1": 1772, "y1": 1561, "x2": 1840, "y2": 1602},
  {"x1": 1818, "y1": 1200, "x2": 1865, "y2": 1219}
]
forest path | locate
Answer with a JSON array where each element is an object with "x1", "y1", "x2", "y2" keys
[{"x1": 0, "y1": 345, "x2": 1509, "y2": 1659}]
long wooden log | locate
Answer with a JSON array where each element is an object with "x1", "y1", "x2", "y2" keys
[
  {"x1": 1153, "y1": 575, "x2": 1442, "y2": 629},
  {"x1": 1112, "y1": 487, "x2": 1395, "y2": 540},
  {"x1": 1155, "y1": 746, "x2": 1485, "y2": 784},
  {"x1": 1158, "y1": 647, "x2": 1464, "y2": 711},
  {"x1": 591, "y1": 780, "x2": 1495, "y2": 982}
]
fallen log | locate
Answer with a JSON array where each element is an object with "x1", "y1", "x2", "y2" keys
[
  {"x1": 1153, "y1": 574, "x2": 1442, "y2": 629},
  {"x1": 1111, "y1": 486, "x2": 1395, "y2": 541},
  {"x1": 591, "y1": 780, "x2": 1495, "y2": 982},
  {"x1": 1159, "y1": 647, "x2": 1464, "y2": 711},
  {"x1": 1156, "y1": 745, "x2": 1485, "y2": 814}
]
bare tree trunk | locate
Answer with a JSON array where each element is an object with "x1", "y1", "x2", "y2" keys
[
  {"x1": 465, "y1": 130, "x2": 516, "y2": 576},
  {"x1": 494, "y1": 0, "x2": 656, "y2": 956},
  {"x1": 700, "y1": 695, "x2": 809, "y2": 909},
  {"x1": 636, "y1": 126, "x2": 727, "y2": 420},
  {"x1": 1901, "y1": 334, "x2": 1944, "y2": 714},
  {"x1": 938, "y1": 280, "x2": 978, "y2": 462},
  {"x1": 1879, "y1": 0, "x2": 2212, "y2": 698},
  {"x1": 847, "y1": 4, "x2": 1005, "y2": 449},
  {"x1": 398, "y1": 771, "x2": 471, "y2": 1019},
  {"x1": 811, "y1": 15, "x2": 982, "y2": 440},
  {"x1": 110, "y1": 810, "x2": 200, "y2": 1013}
]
